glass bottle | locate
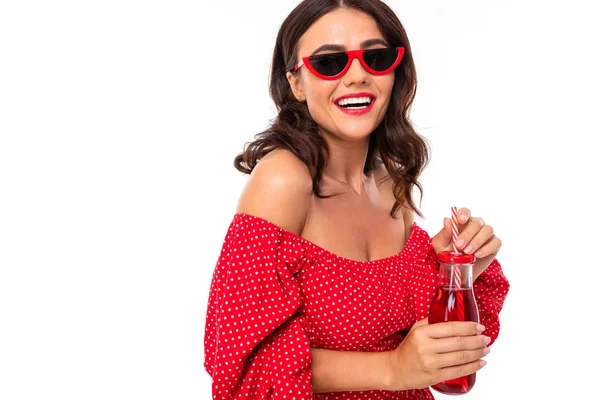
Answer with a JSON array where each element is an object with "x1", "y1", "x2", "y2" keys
[{"x1": 429, "y1": 251, "x2": 479, "y2": 395}]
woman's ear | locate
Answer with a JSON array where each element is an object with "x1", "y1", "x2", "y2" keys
[{"x1": 286, "y1": 71, "x2": 305, "y2": 102}]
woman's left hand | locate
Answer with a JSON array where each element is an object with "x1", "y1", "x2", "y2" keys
[{"x1": 431, "y1": 207, "x2": 502, "y2": 279}]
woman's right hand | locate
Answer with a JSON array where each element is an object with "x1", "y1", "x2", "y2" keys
[{"x1": 386, "y1": 317, "x2": 490, "y2": 391}]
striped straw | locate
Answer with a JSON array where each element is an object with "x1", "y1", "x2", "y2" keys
[
  {"x1": 450, "y1": 206, "x2": 462, "y2": 288},
  {"x1": 451, "y1": 207, "x2": 466, "y2": 332},
  {"x1": 451, "y1": 206, "x2": 460, "y2": 253}
]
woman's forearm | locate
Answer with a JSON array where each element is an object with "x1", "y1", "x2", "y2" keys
[{"x1": 310, "y1": 347, "x2": 394, "y2": 393}]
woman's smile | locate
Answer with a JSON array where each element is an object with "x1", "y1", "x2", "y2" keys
[{"x1": 334, "y1": 92, "x2": 377, "y2": 116}]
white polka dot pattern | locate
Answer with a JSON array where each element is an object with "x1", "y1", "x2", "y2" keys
[{"x1": 203, "y1": 213, "x2": 510, "y2": 399}]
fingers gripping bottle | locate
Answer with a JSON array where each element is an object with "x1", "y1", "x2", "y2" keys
[{"x1": 428, "y1": 251, "x2": 479, "y2": 395}]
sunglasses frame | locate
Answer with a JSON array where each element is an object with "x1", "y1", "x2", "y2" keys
[{"x1": 291, "y1": 46, "x2": 405, "y2": 80}]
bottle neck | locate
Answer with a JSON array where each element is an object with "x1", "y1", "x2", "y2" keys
[{"x1": 438, "y1": 262, "x2": 474, "y2": 289}]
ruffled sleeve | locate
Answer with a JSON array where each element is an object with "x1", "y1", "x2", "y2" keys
[
  {"x1": 407, "y1": 226, "x2": 510, "y2": 345},
  {"x1": 203, "y1": 213, "x2": 314, "y2": 399}
]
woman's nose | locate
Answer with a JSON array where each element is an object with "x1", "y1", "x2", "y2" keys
[{"x1": 343, "y1": 57, "x2": 369, "y2": 85}]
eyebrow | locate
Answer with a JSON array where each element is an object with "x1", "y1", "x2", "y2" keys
[{"x1": 310, "y1": 38, "x2": 389, "y2": 56}]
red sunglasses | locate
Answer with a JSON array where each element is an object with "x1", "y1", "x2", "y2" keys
[{"x1": 291, "y1": 46, "x2": 405, "y2": 80}]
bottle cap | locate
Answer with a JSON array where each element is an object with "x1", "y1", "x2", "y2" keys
[{"x1": 437, "y1": 251, "x2": 475, "y2": 264}]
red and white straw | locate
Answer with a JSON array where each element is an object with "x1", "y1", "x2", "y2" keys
[
  {"x1": 450, "y1": 206, "x2": 462, "y2": 288},
  {"x1": 451, "y1": 206, "x2": 460, "y2": 253},
  {"x1": 451, "y1": 207, "x2": 466, "y2": 355}
]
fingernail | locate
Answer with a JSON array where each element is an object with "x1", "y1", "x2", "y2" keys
[
  {"x1": 475, "y1": 251, "x2": 483, "y2": 257},
  {"x1": 483, "y1": 347, "x2": 490, "y2": 355},
  {"x1": 476, "y1": 324, "x2": 485, "y2": 332},
  {"x1": 464, "y1": 245, "x2": 473, "y2": 254},
  {"x1": 456, "y1": 239, "x2": 465, "y2": 248},
  {"x1": 483, "y1": 336, "x2": 491, "y2": 345},
  {"x1": 461, "y1": 215, "x2": 468, "y2": 222},
  {"x1": 480, "y1": 360, "x2": 487, "y2": 367}
]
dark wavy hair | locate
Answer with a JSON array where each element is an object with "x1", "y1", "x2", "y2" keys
[{"x1": 233, "y1": 0, "x2": 431, "y2": 219}]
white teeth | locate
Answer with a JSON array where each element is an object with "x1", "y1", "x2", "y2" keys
[{"x1": 336, "y1": 96, "x2": 372, "y2": 106}]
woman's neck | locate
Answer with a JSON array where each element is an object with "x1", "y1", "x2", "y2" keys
[{"x1": 321, "y1": 134, "x2": 371, "y2": 196}]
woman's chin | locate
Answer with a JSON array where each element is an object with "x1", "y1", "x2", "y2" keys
[
  {"x1": 334, "y1": 123, "x2": 377, "y2": 140},
  {"x1": 317, "y1": 116, "x2": 378, "y2": 140}
]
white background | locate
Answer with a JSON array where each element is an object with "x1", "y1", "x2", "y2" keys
[{"x1": 1, "y1": 0, "x2": 598, "y2": 399}]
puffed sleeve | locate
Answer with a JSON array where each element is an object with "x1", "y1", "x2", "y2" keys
[
  {"x1": 407, "y1": 226, "x2": 510, "y2": 345},
  {"x1": 472, "y1": 258, "x2": 510, "y2": 345},
  {"x1": 203, "y1": 213, "x2": 314, "y2": 400}
]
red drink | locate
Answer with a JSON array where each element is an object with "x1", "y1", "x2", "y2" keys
[
  {"x1": 429, "y1": 286, "x2": 479, "y2": 394},
  {"x1": 429, "y1": 286, "x2": 479, "y2": 325},
  {"x1": 428, "y1": 251, "x2": 480, "y2": 395}
]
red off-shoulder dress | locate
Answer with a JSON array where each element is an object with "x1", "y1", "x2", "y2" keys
[{"x1": 204, "y1": 213, "x2": 509, "y2": 399}]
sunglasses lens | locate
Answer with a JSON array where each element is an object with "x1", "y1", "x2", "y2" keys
[
  {"x1": 309, "y1": 53, "x2": 349, "y2": 76},
  {"x1": 363, "y1": 48, "x2": 399, "y2": 71}
]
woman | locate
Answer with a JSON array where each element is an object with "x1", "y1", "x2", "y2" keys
[{"x1": 203, "y1": 0, "x2": 509, "y2": 398}]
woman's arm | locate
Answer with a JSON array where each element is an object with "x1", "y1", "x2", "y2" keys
[{"x1": 311, "y1": 347, "x2": 394, "y2": 393}]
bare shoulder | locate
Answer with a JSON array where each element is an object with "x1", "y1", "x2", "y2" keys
[
  {"x1": 236, "y1": 148, "x2": 313, "y2": 235},
  {"x1": 402, "y1": 203, "x2": 415, "y2": 235},
  {"x1": 372, "y1": 164, "x2": 414, "y2": 238}
]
